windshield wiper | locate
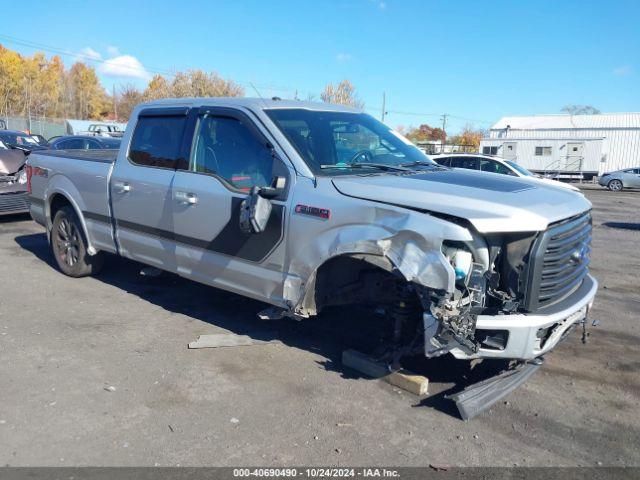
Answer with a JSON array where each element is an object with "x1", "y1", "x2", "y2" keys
[
  {"x1": 320, "y1": 162, "x2": 411, "y2": 172},
  {"x1": 399, "y1": 160, "x2": 439, "y2": 168}
]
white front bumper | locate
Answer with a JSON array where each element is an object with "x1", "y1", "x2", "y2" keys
[{"x1": 447, "y1": 275, "x2": 598, "y2": 360}]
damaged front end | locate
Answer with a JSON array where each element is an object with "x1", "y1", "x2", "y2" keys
[
  {"x1": 0, "y1": 151, "x2": 30, "y2": 216},
  {"x1": 416, "y1": 239, "x2": 492, "y2": 360}
]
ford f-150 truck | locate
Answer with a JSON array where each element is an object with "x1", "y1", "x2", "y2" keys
[{"x1": 26, "y1": 98, "x2": 597, "y2": 419}]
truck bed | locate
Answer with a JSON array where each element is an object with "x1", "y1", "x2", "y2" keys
[
  {"x1": 27, "y1": 148, "x2": 118, "y2": 254},
  {"x1": 36, "y1": 149, "x2": 118, "y2": 164}
]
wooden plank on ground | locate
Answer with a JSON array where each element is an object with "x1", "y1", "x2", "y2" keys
[{"x1": 342, "y1": 349, "x2": 429, "y2": 396}]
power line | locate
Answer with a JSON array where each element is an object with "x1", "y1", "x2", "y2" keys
[
  {"x1": 1, "y1": 33, "x2": 496, "y2": 125},
  {"x1": 0, "y1": 33, "x2": 301, "y2": 96}
]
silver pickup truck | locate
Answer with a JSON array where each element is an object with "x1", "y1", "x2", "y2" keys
[{"x1": 27, "y1": 98, "x2": 597, "y2": 418}]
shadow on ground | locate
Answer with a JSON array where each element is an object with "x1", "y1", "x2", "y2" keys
[{"x1": 15, "y1": 231, "x2": 511, "y2": 419}]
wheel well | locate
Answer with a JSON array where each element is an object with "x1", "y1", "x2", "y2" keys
[
  {"x1": 297, "y1": 254, "x2": 409, "y2": 316},
  {"x1": 49, "y1": 193, "x2": 73, "y2": 221}
]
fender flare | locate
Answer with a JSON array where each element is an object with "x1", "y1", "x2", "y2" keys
[{"x1": 44, "y1": 186, "x2": 97, "y2": 255}]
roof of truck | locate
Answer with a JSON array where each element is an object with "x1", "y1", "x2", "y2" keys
[{"x1": 138, "y1": 97, "x2": 363, "y2": 113}]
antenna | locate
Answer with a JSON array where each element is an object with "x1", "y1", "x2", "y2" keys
[{"x1": 250, "y1": 82, "x2": 268, "y2": 107}]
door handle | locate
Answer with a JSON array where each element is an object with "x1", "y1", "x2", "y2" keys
[
  {"x1": 175, "y1": 191, "x2": 198, "y2": 205},
  {"x1": 114, "y1": 182, "x2": 131, "y2": 193}
]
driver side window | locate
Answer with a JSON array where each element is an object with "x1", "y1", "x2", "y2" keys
[{"x1": 190, "y1": 115, "x2": 274, "y2": 192}]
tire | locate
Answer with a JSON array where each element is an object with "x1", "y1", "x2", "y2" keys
[
  {"x1": 51, "y1": 206, "x2": 104, "y2": 277},
  {"x1": 607, "y1": 179, "x2": 624, "y2": 191}
]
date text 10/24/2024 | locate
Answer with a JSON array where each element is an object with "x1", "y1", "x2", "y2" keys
[{"x1": 233, "y1": 469, "x2": 400, "y2": 478}]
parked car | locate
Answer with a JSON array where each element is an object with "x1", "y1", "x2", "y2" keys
[
  {"x1": 27, "y1": 98, "x2": 597, "y2": 419},
  {"x1": 30, "y1": 134, "x2": 49, "y2": 147},
  {"x1": 0, "y1": 130, "x2": 48, "y2": 152},
  {"x1": 49, "y1": 135, "x2": 121, "y2": 150},
  {"x1": 78, "y1": 123, "x2": 124, "y2": 138},
  {"x1": 430, "y1": 153, "x2": 581, "y2": 192},
  {"x1": 598, "y1": 167, "x2": 640, "y2": 191},
  {"x1": 0, "y1": 141, "x2": 29, "y2": 215}
]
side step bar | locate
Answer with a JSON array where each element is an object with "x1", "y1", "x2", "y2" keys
[{"x1": 446, "y1": 358, "x2": 543, "y2": 420}]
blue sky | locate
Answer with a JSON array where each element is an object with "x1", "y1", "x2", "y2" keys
[{"x1": 2, "y1": 0, "x2": 639, "y2": 132}]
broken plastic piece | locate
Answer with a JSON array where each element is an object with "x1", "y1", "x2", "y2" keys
[{"x1": 446, "y1": 359, "x2": 543, "y2": 420}]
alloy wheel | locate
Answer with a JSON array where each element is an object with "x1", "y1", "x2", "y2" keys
[
  {"x1": 608, "y1": 179, "x2": 623, "y2": 191},
  {"x1": 55, "y1": 217, "x2": 81, "y2": 267}
]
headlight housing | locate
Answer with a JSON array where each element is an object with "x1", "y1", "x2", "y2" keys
[{"x1": 17, "y1": 168, "x2": 27, "y2": 184}]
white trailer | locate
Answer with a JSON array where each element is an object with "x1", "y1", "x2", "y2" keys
[{"x1": 480, "y1": 113, "x2": 640, "y2": 179}]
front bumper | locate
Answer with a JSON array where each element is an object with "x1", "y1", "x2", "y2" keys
[
  {"x1": 0, "y1": 187, "x2": 29, "y2": 216},
  {"x1": 447, "y1": 275, "x2": 598, "y2": 360}
]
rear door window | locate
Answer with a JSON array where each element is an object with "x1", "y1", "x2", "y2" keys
[
  {"x1": 450, "y1": 156, "x2": 480, "y2": 170},
  {"x1": 62, "y1": 138, "x2": 87, "y2": 149},
  {"x1": 128, "y1": 116, "x2": 187, "y2": 168}
]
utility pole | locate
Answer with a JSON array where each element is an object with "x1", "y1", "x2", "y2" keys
[
  {"x1": 381, "y1": 91, "x2": 386, "y2": 122},
  {"x1": 440, "y1": 113, "x2": 448, "y2": 151},
  {"x1": 112, "y1": 84, "x2": 118, "y2": 122}
]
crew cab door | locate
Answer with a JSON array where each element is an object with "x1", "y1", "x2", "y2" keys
[
  {"x1": 110, "y1": 108, "x2": 190, "y2": 271},
  {"x1": 171, "y1": 107, "x2": 292, "y2": 305}
]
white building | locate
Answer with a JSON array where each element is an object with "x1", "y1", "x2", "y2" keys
[{"x1": 480, "y1": 113, "x2": 640, "y2": 179}]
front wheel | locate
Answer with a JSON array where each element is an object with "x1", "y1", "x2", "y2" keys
[
  {"x1": 607, "y1": 179, "x2": 624, "y2": 191},
  {"x1": 51, "y1": 206, "x2": 103, "y2": 277}
]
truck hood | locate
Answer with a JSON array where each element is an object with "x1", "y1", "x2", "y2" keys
[
  {"x1": 0, "y1": 150, "x2": 27, "y2": 174},
  {"x1": 331, "y1": 169, "x2": 592, "y2": 233}
]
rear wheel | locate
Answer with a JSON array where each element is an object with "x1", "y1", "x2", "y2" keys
[
  {"x1": 607, "y1": 179, "x2": 623, "y2": 191},
  {"x1": 51, "y1": 206, "x2": 103, "y2": 277}
]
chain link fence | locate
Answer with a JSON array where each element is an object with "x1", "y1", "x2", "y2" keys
[{"x1": 1, "y1": 115, "x2": 68, "y2": 140}]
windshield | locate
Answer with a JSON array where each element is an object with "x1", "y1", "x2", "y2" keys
[
  {"x1": 0, "y1": 132, "x2": 41, "y2": 147},
  {"x1": 265, "y1": 109, "x2": 436, "y2": 174},
  {"x1": 505, "y1": 160, "x2": 534, "y2": 176}
]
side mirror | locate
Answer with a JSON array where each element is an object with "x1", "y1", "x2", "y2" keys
[
  {"x1": 239, "y1": 186, "x2": 272, "y2": 234},
  {"x1": 239, "y1": 176, "x2": 286, "y2": 234}
]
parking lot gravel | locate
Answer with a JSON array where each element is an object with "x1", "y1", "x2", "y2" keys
[{"x1": 0, "y1": 187, "x2": 638, "y2": 466}]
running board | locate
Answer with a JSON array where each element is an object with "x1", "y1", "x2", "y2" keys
[{"x1": 446, "y1": 358, "x2": 543, "y2": 420}]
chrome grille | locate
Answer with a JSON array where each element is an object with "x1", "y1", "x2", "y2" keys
[{"x1": 524, "y1": 211, "x2": 592, "y2": 310}]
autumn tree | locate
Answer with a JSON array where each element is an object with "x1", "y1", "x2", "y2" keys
[
  {"x1": 142, "y1": 74, "x2": 171, "y2": 101},
  {"x1": 143, "y1": 70, "x2": 244, "y2": 101},
  {"x1": 405, "y1": 124, "x2": 446, "y2": 143},
  {"x1": 67, "y1": 62, "x2": 110, "y2": 119},
  {"x1": 321, "y1": 79, "x2": 364, "y2": 109},
  {"x1": 117, "y1": 84, "x2": 143, "y2": 120},
  {"x1": 450, "y1": 125, "x2": 486, "y2": 151},
  {"x1": 0, "y1": 45, "x2": 26, "y2": 117}
]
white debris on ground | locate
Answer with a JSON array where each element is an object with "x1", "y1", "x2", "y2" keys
[{"x1": 188, "y1": 333, "x2": 280, "y2": 349}]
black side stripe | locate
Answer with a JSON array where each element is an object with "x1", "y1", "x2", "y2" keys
[{"x1": 82, "y1": 199, "x2": 285, "y2": 263}]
